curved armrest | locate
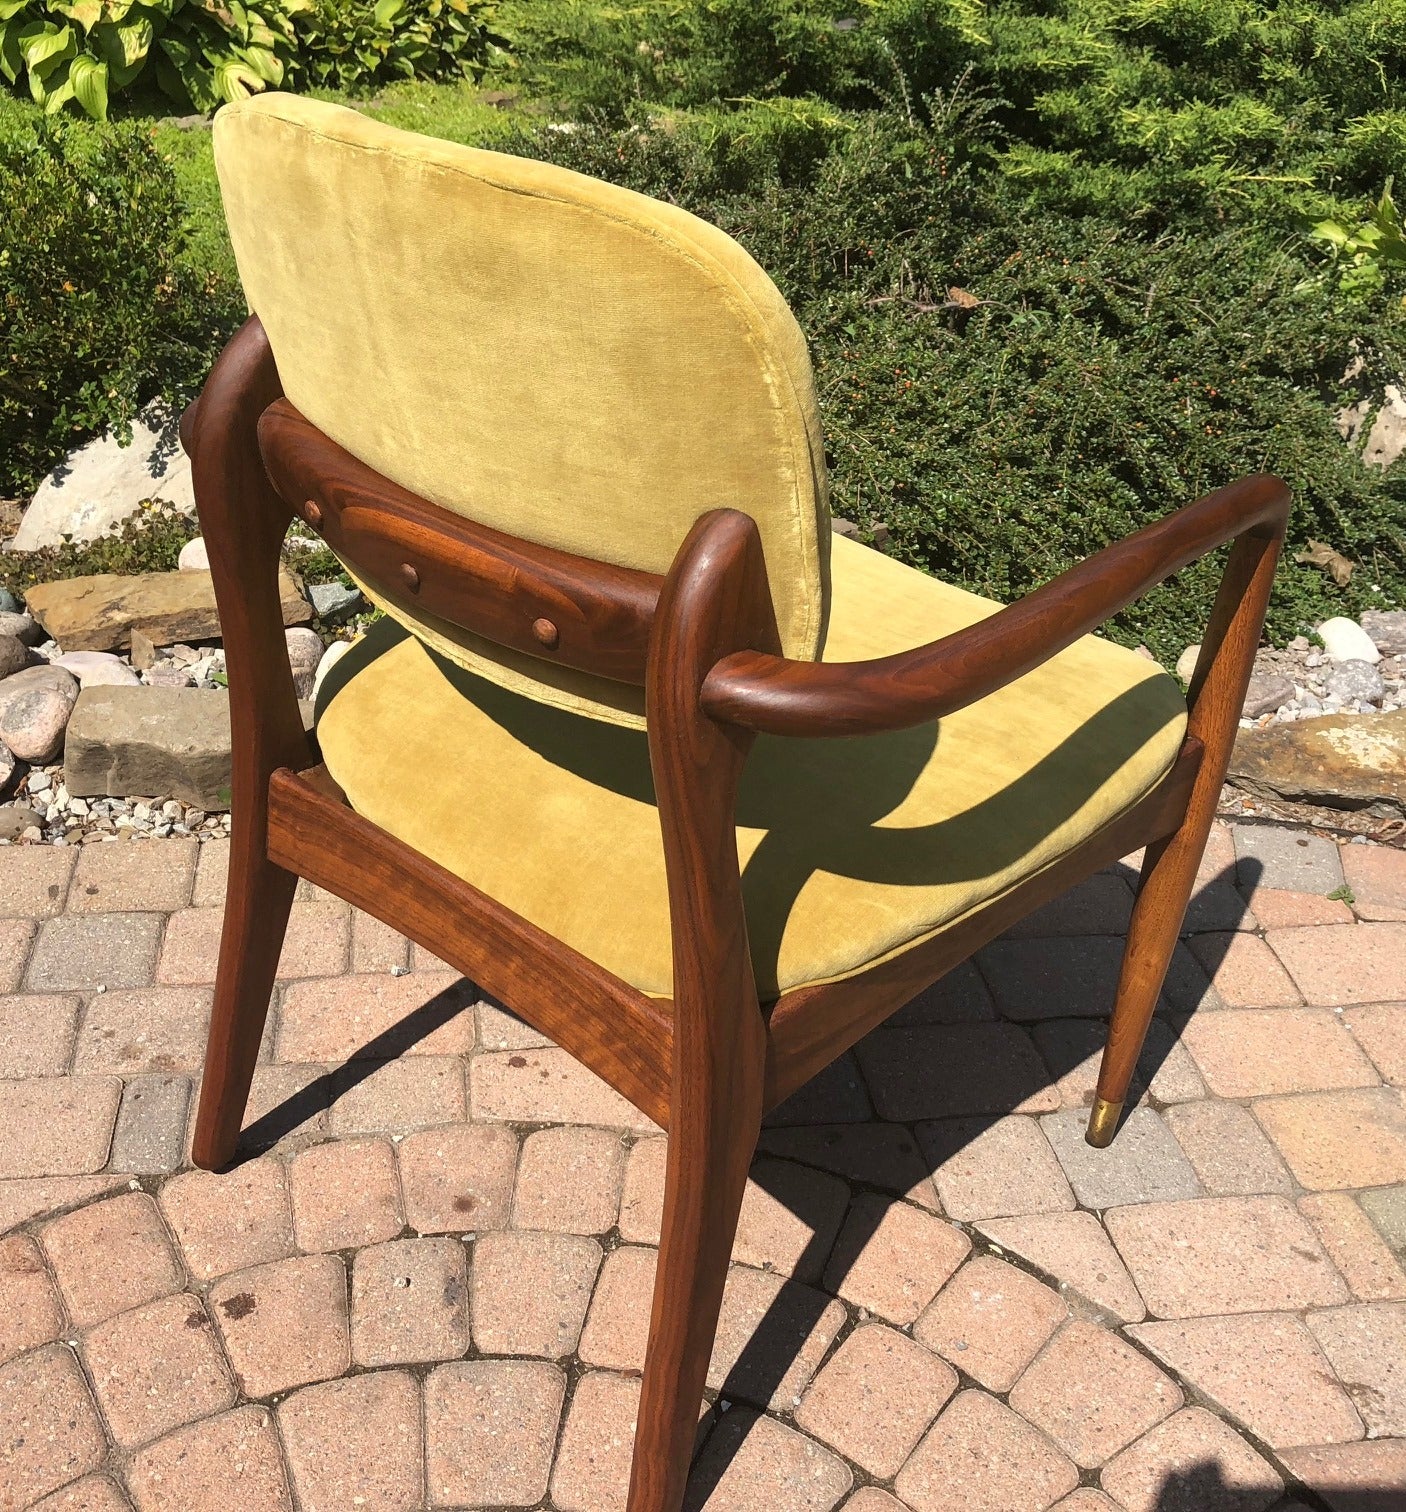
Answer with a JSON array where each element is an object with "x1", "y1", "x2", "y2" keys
[{"x1": 700, "y1": 473, "x2": 1291, "y2": 737}]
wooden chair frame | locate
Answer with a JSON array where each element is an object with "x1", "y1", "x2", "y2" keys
[{"x1": 185, "y1": 316, "x2": 1290, "y2": 1512}]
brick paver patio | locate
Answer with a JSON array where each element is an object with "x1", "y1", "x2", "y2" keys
[{"x1": 2, "y1": 822, "x2": 1405, "y2": 1511}]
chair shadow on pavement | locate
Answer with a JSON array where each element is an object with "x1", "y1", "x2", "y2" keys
[{"x1": 237, "y1": 855, "x2": 1406, "y2": 1510}]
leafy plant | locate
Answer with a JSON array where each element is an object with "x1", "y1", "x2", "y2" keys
[
  {"x1": 1310, "y1": 182, "x2": 1406, "y2": 303},
  {"x1": 292, "y1": 0, "x2": 504, "y2": 92},
  {"x1": 0, "y1": 501, "x2": 198, "y2": 600}
]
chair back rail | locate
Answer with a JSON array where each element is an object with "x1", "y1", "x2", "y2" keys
[{"x1": 257, "y1": 398, "x2": 664, "y2": 686}]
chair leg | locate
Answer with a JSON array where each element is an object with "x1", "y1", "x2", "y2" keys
[
  {"x1": 190, "y1": 837, "x2": 297, "y2": 1171},
  {"x1": 626, "y1": 1091, "x2": 762, "y2": 1512}
]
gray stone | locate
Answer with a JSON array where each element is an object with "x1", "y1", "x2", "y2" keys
[
  {"x1": 308, "y1": 580, "x2": 363, "y2": 623},
  {"x1": 0, "y1": 665, "x2": 80, "y2": 762},
  {"x1": 0, "y1": 611, "x2": 43, "y2": 647},
  {"x1": 0, "y1": 742, "x2": 15, "y2": 798},
  {"x1": 26, "y1": 912, "x2": 164, "y2": 991},
  {"x1": 1362, "y1": 609, "x2": 1406, "y2": 658},
  {"x1": 0, "y1": 590, "x2": 20, "y2": 614},
  {"x1": 1359, "y1": 1185, "x2": 1406, "y2": 1257},
  {"x1": 52, "y1": 651, "x2": 140, "y2": 688},
  {"x1": 109, "y1": 1074, "x2": 191, "y2": 1173},
  {"x1": 1242, "y1": 671, "x2": 1295, "y2": 718},
  {"x1": 0, "y1": 635, "x2": 33, "y2": 681},
  {"x1": 285, "y1": 627, "x2": 325, "y2": 699},
  {"x1": 1229, "y1": 710, "x2": 1406, "y2": 817},
  {"x1": 13, "y1": 402, "x2": 194, "y2": 551},
  {"x1": 831, "y1": 517, "x2": 861, "y2": 540},
  {"x1": 1324, "y1": 658, "x2": 1386, "y2": 706},
  {"x1": 1233, "y1": 824, "x2": 1344, "y2": 894},
  {"x1": 1040, "y1": 1107, "x2": 1202, "y2": 1208},
  {"x1": 0, "y1": 804, "x2": 42, "y2": 840},
  {"x1": 1338, "y1": 382, "x2": 1406, "y2": 470},
  {"x1": 177, "y1": 536, "x2": 209, "y2": 572},
  {"x1": 63, "y1": 685, "x2": 314, "y2": 810},
  {"x1": 143, "y1": 664, "x2": 193, "y2": 689},
  {"x1": 25, "y1": 567, "x2": 310, "y2": 651}
]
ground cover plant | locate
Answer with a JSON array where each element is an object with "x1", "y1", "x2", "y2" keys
[{"x1": 2, "y1": 0, "x2": 1404, "y2": 659}]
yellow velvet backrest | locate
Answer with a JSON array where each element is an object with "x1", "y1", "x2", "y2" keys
[{"x1": 213, "y1": 94, "x2": 831, "y2": 726}]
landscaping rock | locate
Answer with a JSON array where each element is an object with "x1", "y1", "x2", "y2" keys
[
  {"x1": 1362, "y1": 610, "x2": 1406, "y2": 658},
  {"x1": 24, "y1": 567, "x2": 311, "y2": 651},
  {"x1": 0, "y1": 665, "x2": 80, "y2": 763},
  {"x1": 285, "y1": 628, "x2": 324, "y2": 699},
  {"x1": 64, "y1": 686, "x2": 315, "y2": 810},
  {"x1": 178, "y1": 537, "x2": 210, "y2": 572},
  {"x1": 0, "y1": 635, "x2": 34, "y2": 681},
  {"x1": 12, "y1": 402, "x2": 194, "y2": 551},
  {"x1": 0, "y1": 590, "x2": 21, "y2": 613},
  {"x1": 52, "y1": 651, "x2": 141, "y2": 688},
  {"x1": 1242, "y1": 672, "x2": 1294, "y2": 719},
  {"x1": 312, "y1": 638, "x2": 355, "y2": 704},
  {"x1": 0, "y1": 611, "x2": 43, "y2": 647},
  {"x1": 144, "y1": 664, "x2": 194, "y2": 688},
  {"x1": 1324, "y1": 659, "x2": 1387, "y2": 707},
  {"x1": 129, "y1": 628, "x2": 159, "y2": 671},
  {"x1": 0, "y1": 804, "x2": 42, "y2": 841},
  {"x1": 1338, "y1": 383, "x2": 1406, "y2": 470},
  {"x1": 1175, "y1": 644, "x2": 1200, "y2": 683},
  {"x1": 0, "y1": 742, "x2": 14, "y2": 797},
  {"x1": 1229, "y1": 709, "x2": 1406, "y2": 817},
  {"x1": 1318, "y1": 616, "x2": 1381, "y2": 664},
  {"x1": 308, "y1": 580, "x2": 363, "y2": 623}
]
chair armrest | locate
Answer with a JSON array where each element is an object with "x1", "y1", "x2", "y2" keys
[{"x1": 700, "y1": 473, "x2": 1291, "y2": 738}]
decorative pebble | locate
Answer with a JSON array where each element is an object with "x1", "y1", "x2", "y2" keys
[
  {"x1": 178, "y1": 536, "x2": 211, "y2": 572},
  {"x1": 1324, "y1": 659, "x2": 1387, "y2": 705},
  {"x1": 1175, "y1": 644, "x2": 1201, "y2": 682},
  {"x1": 1318, "y1": 615, "x2": 1381, "y2": 664}
]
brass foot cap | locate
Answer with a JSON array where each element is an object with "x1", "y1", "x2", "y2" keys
[{"x1": 1085, "y1": 1097, "x2": 1123, "y2": 1149}]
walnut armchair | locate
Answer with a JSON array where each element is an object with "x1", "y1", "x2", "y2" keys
[{"x1": 186, "y1": 95, "x2": 1289, "y2": 1512}]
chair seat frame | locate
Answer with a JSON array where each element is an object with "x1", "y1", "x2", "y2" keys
[{"x1": 186, "y1": 316, "x2": 1289, "y2": 1512}]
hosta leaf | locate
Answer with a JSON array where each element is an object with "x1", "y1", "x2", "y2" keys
[
  {"x1": 373, "y1": 0, "x2": 404, "y2": 24},
  {"x1": 95, "y1": 13, "x2": 152, "y2": 69},
  {"x1": 212, "y1": 53, "x2": 263, "y2": 98},
  {"x1": 53, "y1": 0, "x2": 103, "y2": 33},
  {"x1": 19, "y1": 20, "x2": 76, "y2": 71},
  {"x1": 0, "y1": 0, "x2": 29, "y2": 20},
  {"x1": 0, "y1": 18, "x2": 23, "y2": 83},
  {"x1": 69, "y1": 52, "x2": 109, "y2": 117},
  {"x1": 235, "y1": 39, "x2": 279, "y2": 80}
]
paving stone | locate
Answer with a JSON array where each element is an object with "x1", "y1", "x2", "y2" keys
[
  {"x1": 617, "y1": 1135, "x2": 668, "y2": 1243},
  {"x1": 330, "y1": 1056, "x2": 466, "y2": 1135},
  {"x1": 70, "y1": 838, "x2": 196, "y2": 913},
  {"x1": 757, "y1": 1122, "x2": 940, "y2": 1209},
  {"x1": 1254, "y1": 1087, "x2": 1406, "y2": 1189},
  {"x1": 157, "y1": 901, "x2": 349, "y2": 985},
  {"x1": 0, "y1": 1344, "x2": 107, "y2": 1506},
  {"x1": 470, "y1": 1046, "x2": 660, "y2": 1130},
  {"x1": 0, "y1": 918, "x2": 35, "y2": 992},
  {"x1": 1269, "y1": 923, "x2": 1406, "y2": 1006},
  {"x1": 794, "y1": 1323, "x2": 958, "y2": 1477},
  {"x1": 1306, "y1": 1302, "x2": 1406, "y2": 1437},
  {"x1": 1009, "y1": 1318, "x2": 1182, "y2": 1467},
  {"x1": 72, "y1": 986, "x2": 211, "y2": 1074},
  {"x1": 895, "y1": 1388, "x2": 1079, "y2": 1512},
  {"x1": 853, "y1": 1023, "x2": 1059, "y2": 1120},
  {"x1": 277, "y1": 1370, "x2": 423, "y2": 1512},
  {"x1": 1277, "y1": 1440, "x2": 1406, "y2": 1512},
  {"x1": 844, "y1": 1493, "x2": 910, "y2": 1512},
  {"x1": 30, "y1": 1475, "x2": 133, "y2": 1511},
  {"x1": 977, "y1": 936, "x2": 1127, "y2": 1020},
  {"x1": 1162, "y1": 940, "x2": 1225, "y2": 1013},
  {"x1": 1003, "y1": 874, "x2": 1136, "y2": 938},
  {"x1": 125, "y1": 1405, "x2": 293, "y2": 1512},
  {"x1": 81, "y1": 1292, "x2": 235, "y2": 1447},
  {"x1": 1241, "y1": 889, "x2": 1354, "y2": 928},
  {"x1": 424, "y1": 1359, "x2": 564, "y2": 1508},
  {"x1": 919, "y1": 1115, "x2": 1075, "y2": 1220},
  {"x1": 1187, "y1": 932, "x2": 1303, "y2": 1007},
  {"x1": 0, "y1": 1174, "x2": 128, "y2": 1232},
  {"x1": 1104, "y1": 1196, "x2": 1350, "y2": 1317},
  {"x1": 476, "y1": 994, "x2": 552, "y2": 1050},
  {"x1": 209, "y1": 1253, "x2": 350, "y2": 1396},
  {"x1": 733, "y1": 1158, "x2": 850, "y2": 1282},
  {"x1": 550, "y1": 1369, "x2": 643, "y2": 1512},
  {"x1": 1164, "y1": 1101, "x2": 1295, "y2": 1196},
  {"x1": 1343, "y1": 1002, "x2": 1406, "y2": 1086},
  {"x1": 0, "y1": 1074, "x2": 121, "y2": 1176},
  {"x1": 1235, "y1": 825, "x2": 1345, "y2": 893},
  {"x1": 1299, "y1": 1193, "x2": 1406, "y2": 1300},
  {"x1": 276, "y1": 971, "x2": 474, "y2": 1061},
  {"x1": 41, "y1": 1191, "x2": 180, "y2": 1327},
  {"x1": 27, "y1": 913, "x2": 163, "y2": 991},
  {"x1": 1031, "y1": 1015, "x2": 1206, "y2": 1110},
  {"x1": 764, "y1": 1051, "x2": 874, "y2": 1125},
  {"x1": 159, "y1": 1156, "x2": 294, "y2": 1280},
  {"x1": 288, "y1": 1137, "x2": 404, "y2": 1251},
  {"x1": 350, "y1": 1237, "x2": 468, "y2": 1366},
  {"x1": 578, "y1": 1245, "x2": 658, "y2": 1371},
  {"x1": 1183, "y1": 873, "x2": 1259, "y2": 932},
  {"x1": 1130, "y1": 1312, "x2": 1364, "y2": 1449},
  {"x1": 350, "y1": 909, "x2": 411, "y2": 973},
  {"x1": 914, "y1": 1254, "x2": 1068, "y2": 1391},
  {"x1": 976, "y1": 1210, "x2": 1147, "y2": 1322},
  {"x1": 0, "y1": 1233, "x2": 63, "y2": 1364},
  {"x1": 1181, "y1": 1008, "x2": 1379, "y2": 1096},
  {"x1": 0, "y1": 845, "x2": 74, "y2": 917},
  {"x1": 397, "y1": 1122, "x2": 518, "y2": 1233},
  {"x1": 110, "y1": 1074, "x2": 191, "y2": 1174},
  {"x1": 470, "y1": 1229, "x2": 600, "y2": 1357},
  {"x1": 1048, "y1": 1495, "x2": 1122, "y2": 1512},
  {"x1": 1359, "y1": 1184, "x2": 1406, "y2": 1255},
  {"x1": 824, "y1": 1194, "x2": 972, "y2": 1325},
  {"x1": 513, "y1": 1124, "x2": 626, "y2": 1233},
  {"x1": 684, "y1": 1409, "x2": 852, "y2": 1512},
  {"x1": 0, "y1": 992, "x2": 78, "y2": 1077},
  {"x1": 190, "y1": 839, "x2": 228, "y2": 906},
  {"x1": 889, "y1": 960, "x2": 995, "y2": 1022},
  {"x1": 1041, "y1": 1107, "x2": 1201, "y2": 1208},
  {"x1": 1099, "y1": 1406, "x2": 1284, "y2": 1512},
  {"x1": 228, "y1": 1062, "x2": 331, "y2": 1153},
  {"x1": 1342, "y1": 842, "x2": 1406, "y2": 920}
]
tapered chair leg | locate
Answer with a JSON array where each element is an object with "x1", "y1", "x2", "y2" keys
[{"x1": 190, "y1": 838, "x2": 297, "y2": 1171}]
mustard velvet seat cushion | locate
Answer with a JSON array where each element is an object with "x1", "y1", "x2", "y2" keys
[
  {"x1": 213, "y1": 93, "x2": 828, "y2": 729},
  {"x1": 317, "y1": 536, "x2": 1187, "y2": 1000}
]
